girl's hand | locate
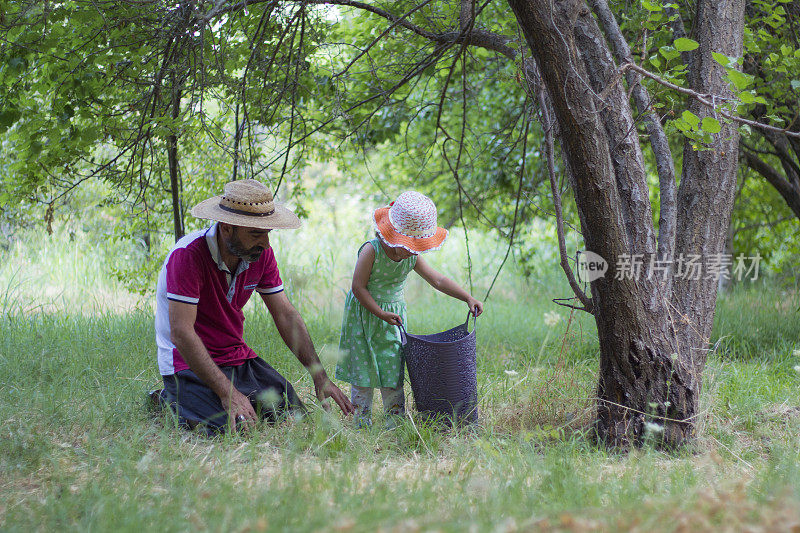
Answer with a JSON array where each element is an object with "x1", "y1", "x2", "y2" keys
[
  {"x1": 467, "y1": 298, "x2": 484, "y2": 317},
  {"x1": 380, "y1": 311, "x2": 403, "y2": 326}
]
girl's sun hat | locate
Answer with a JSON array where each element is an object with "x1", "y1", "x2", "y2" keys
[
  {"x1": 373, "y1": 191, "x2": 448, "y2": 253},
  {"x1": 191, "y1": 179, "x2": 301, "y2": 230}
]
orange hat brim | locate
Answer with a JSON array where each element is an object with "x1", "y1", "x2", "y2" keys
[{"x1": 373, "y1": 206, "x2": 447, "y2": 253}]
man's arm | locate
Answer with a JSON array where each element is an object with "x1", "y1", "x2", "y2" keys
[
  {"x1": 169, "y1": 300, "x2": 257, "y2": 431},
  {"x1": 260, "y1": 291, "x2": 355, "y2": 415}
]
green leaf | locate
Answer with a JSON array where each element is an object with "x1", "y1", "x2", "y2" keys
[
  {"x1": 659, "y1": 46, "x2": 680, "y2": 61},
  {"x1": 697, "y1": 131, "x2": 713, "y2": 144},
  {"x1": 767, "y1": 114, "x2": 785, "y2": 125},
  {"x1": 29, "y1": 140, "x2": 43, "y2": 156},
  {"x1": 642, "y1": 0, "x2": 662, "y2": 11},
  {"x1": 682, "y1": 110, "x2": 700, "y2": 129},
  {"x1": 0, "y1": 108, "x2": 21, "y2": 128},
  {"x1": 738, "y1": 91, "x2": 755, "y2": 104},
  {"x1": 712, "y1": 52, "x2": 732, "y2": 67},
  {"x1": 674, "y1": 38, "x2": 699, "y2": 52},
  {"x1": 727, "y1": 69, "x2": 754, "y2": 90},
  {"x1": 701, "y1": 116, "x2": 722, "y2": 133},
  {"x1": 673, "y1": 119, "x2": 690, "y2": 133}
]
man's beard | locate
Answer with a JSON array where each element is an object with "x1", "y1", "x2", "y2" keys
[{"x1": 226, "y1": 233, "x2": 264, "y2": 263}]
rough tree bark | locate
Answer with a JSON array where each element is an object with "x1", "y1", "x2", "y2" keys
[
  {"x1": 672, "y1": 0, "x2": 745, "y2": 378},
  {"x1": 508, "y1": 0, "x2": 745, "y2": 446}
]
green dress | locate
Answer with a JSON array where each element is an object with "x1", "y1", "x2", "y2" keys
[{"x1": 335, "y1": 238, "x2": 417, "y2": 389}]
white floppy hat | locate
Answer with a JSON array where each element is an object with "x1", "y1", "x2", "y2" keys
[
  {"x1": 191, "y1": 179, "x2": 301, "y2": 230},
  {"x1": 373, "y1": 191, "x2": 447, "y2": 253}
]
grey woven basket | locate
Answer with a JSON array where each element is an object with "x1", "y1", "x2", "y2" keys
[{"x1": 400, "y1": 315, "x2": 478, "y2": 425}]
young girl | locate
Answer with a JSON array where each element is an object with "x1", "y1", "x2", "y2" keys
[{"x1": 335, "y1": 191, "x2": 484, "y2": 427}]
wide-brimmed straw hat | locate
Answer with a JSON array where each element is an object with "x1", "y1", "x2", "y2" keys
[
  {"x1": 373, "y1": 191, "x2": 447, "y2": 253},
  {"x1": 191, "y1": 179, "x2": 301, "y2": 230}
]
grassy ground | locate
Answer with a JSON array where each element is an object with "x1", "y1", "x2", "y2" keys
[{"x1": 1, "y1": 229, "x2": 800, "y2": 532}]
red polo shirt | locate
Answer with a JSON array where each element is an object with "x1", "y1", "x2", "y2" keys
[{"x1": 155, "y1": 223, "x2": 283, "y2": 375}]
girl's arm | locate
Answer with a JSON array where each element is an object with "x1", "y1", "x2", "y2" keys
[
  {"x1": 413, "y1": 256, "x2": 484, "y2": 317},
  {"x1": 351, "y1": 244, "x2": 403, "y2": 326}
]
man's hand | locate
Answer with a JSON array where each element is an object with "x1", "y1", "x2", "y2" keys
[
  {"x1": 224, "y1": 388, "x2": 257, "y2": 432},
  {"x1": 313, "y1": 374, "x2": 355, "y2": 416},
  {"x1": 170, "y1": 299, "x2": 258, "y2": 432},
  {"x1": 261, "y1": 291, "x2": 355, "y2": 416}
]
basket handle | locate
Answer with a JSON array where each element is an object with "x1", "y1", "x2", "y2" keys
[
  {"x1": 464, "y1": 310, "x2": 478, "y2": 333},
  {"x1": 397, "y1": 323, "x2": 408, "y2": 346}
]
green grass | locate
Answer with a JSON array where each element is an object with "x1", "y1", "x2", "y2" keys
[{"x1": 1, "y1": 229, "x2": 800, "y2": 532}]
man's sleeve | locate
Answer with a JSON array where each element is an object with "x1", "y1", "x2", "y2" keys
[
  {"x1": 256, "y1": 247, "x2": 284, "y2": 295},
  {"x1": 165, "y1": 248, "x2": 202, "y2": 304}
]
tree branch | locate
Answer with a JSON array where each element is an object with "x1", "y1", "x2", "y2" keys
[
  {"x1": 614, "y1": 62, "x2": 800, "y2": 139},
  {"x1": 537, "y1": 86, "x2": 593, "y2": 314},
  {"x1": 460, "y1": 0, "x2": 474, "y2": 31},
  {"x1": 741, "y1": 148, "x2": 800, "y2": 219},
  {"x1": 664, "y1": 4, "x2": 694, "y2": 79},
  {"x1": 196, "y1": 0, "x2": 517, "y2": 58},
  {"x1": 591, "y1": 0, "x2": 677, "y2": 264}
]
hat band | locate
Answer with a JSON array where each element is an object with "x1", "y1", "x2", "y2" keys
[
  {"x1": 219, "y1": 204, "x2": 275, "y2": 217},
  {"x1": 394, "y1": 227, "x2": 436, "y2": 238}
]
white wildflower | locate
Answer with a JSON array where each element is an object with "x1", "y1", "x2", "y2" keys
[
  {"x1": 504, "y1": 370, "x2": 519, "y2": 377},
  {"x1": 644, "y1": 421, "x2": 664, "y2": 435},
  {"x1": 793, "y1": 349, "x2": 800, "y2": 358},
  {"x1": 543, "y1": 311, "x2": 561, "y2": 328},
  {"x1": 257, "y1": 388, "x2": 281, "y2": 408},
  {"x1": 794, "y1": 365, "x2": 800, "y2": 374}
]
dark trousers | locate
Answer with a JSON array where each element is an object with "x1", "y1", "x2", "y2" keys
[{"x1": 160, "y1": 357, "x2": 305, "y2": 435}]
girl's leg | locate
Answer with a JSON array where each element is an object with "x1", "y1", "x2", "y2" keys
[
  {"x1": 379, "y1": 386, "x2": 405, "y2": 415},
  {"x1": 351, "y1": 385, "x2": 374, "y2": 428},
  {"x1": 380, "y1": 386, "x2": 405, "y2": 429}
]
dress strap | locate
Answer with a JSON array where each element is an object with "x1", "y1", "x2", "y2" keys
[{"x1": 357, "y1": 239, "x2": 380, "y2": 257}]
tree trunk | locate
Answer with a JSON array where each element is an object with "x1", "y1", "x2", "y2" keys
[
  {"x1": 672, "y1": 0, "x2": 745, "y2": 377},
  {"x1": 168, "y1": 79, "x2": 184, "y2": 242},
  {"x1": 508, "y1": 0, "x2": 744, "y2": 447}
]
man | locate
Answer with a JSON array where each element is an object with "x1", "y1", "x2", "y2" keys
[{"x1": 153, "y1": 178, "x2": 354, "y2": 434}]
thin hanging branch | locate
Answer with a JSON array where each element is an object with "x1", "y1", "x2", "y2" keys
[
  {"x1": 233, "y1": 3, "x2": 275, "y2": 181},
  {"x1": 537, "y1": 86, "x2": 593, "y2": 314},
  {"x1": 483, "y1": 102, "x2": 530, "y2": 303},
  {"x1": 275, "y1": 4, "x2": 306, "y2": 195}
]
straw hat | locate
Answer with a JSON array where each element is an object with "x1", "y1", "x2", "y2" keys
[
  {"x1": 191, "y1": 179, "x2": 301, "y2": 230},
  {"x1": 373, "y1": 191, "x2": 447, "y2": 253}
]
